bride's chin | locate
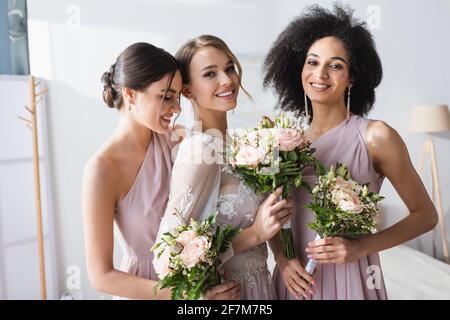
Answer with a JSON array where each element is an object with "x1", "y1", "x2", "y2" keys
[
  {"x1": 152, "y1": 122, "x2": 170, "y2": 134},
  {"x1": 223, "y1": 103, "x2": 237, "y2": 112}
]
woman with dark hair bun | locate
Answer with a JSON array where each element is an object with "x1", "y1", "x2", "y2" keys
[
  {"x1": 82, "y1": 42, "x2": 240, "y2": 299},
  {"x1": 264, "y1": 4, "x2": 437, "y2": 300}
]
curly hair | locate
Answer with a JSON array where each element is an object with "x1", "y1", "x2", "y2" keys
[{"x1": 263, "y1": 3, "x2": 382, "y2": 119}]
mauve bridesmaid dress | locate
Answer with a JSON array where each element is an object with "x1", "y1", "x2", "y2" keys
[{"x1": 273, "y1": 115, "x2": 388, "y2": 300}]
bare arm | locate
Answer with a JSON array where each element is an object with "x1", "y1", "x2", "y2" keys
[
  {"x1": 307, "y1": 121, "x2": 438, "y2": 263},
  {"x1": 82, "y1": 158, "x2": 170, "y2": 299},
  {"x1": 268, "y1": 234, "x2": 284, "y2": 265},
  {"x1": 359, "y1": 120, "x2": 438, "y2": 254}
]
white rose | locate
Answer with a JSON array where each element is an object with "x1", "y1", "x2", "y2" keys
[{"x1": 177, "y1": 230, "x2": 197, "y2": 246}]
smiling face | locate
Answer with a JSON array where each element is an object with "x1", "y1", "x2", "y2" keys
[
  {"x1": 185, "y1": 46, "x2": 239, "y2": 112},
  {"x1": 130, "y1": 71, "x2": 182, "y2": 134},
  {"x1": 301, "y1": 36, "x2": 352, "y2": 106}
]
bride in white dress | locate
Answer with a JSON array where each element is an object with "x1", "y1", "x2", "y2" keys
[{"x1": 153, "y1": 35, "x2": 293, "y2": 299}]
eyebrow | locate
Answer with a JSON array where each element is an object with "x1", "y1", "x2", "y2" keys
[
  {"x1": 201, "y1": 60, "x2": 234, "y2": 72},
  {"x1": 307, "y1": 53, "x2": 348, "y2": 65}
]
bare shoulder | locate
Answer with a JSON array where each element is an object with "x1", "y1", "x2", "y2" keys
[
  {"x1": 366, "y1": 120, "x2": 401, "y2": 147},
  {"x1": 83, "y1": 145, "x2": 122, "y2": 196},
  {"x1": 366, "y1": 120, "x2": 409, "y2": 169},
  {"x1": 84, "y1": 155, "x2": 116, "y2": 182}
]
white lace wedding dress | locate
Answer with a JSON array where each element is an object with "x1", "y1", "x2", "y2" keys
[{"x1": 153, "y1": 131, "x2": 274, "y2": 299}]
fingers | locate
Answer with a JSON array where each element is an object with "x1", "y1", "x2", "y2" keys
[
  {"x1": 205, "y1": 281, "x2": 241, "y2": 300},
  {"x1": 208, "y1": 281, "x2": 238, "y2": 295},
  {"x1": 278, "y1": 211, "x2": 293, "y2": 226},
  {"x1": 307, "y1": 251, "x2": 339, "y2": 261},
  {"x1": 219, "y1": 282, "x2": 241, "y2": 300},
  {"x1": 271, "y1": 198, "x2": 294, "y2": 213},
  {"x1": 263, "y1": 209, "x2": 293, "y2": 235},
  {"x1": 306, "y1": 241, "x2": 342, "y2": 261},
  {"x1": 295, "y1": 265, "x2": 315, "y2": 285},
  {"x1": 308, "y1": 237, "x2": 336, "y2": 247},
  {"x1": 286, "y1": 283, "x2": 301, "y2": 300},
  {"x1": 230, "y1": 292, "x2": 240, "y2": 300},
  {"x1": 265, "y1": 186, "x2": 283, "y2": 205},
  {"x1": 290, "y1": 272, "x2": 312, "y2": 296},
  {"x1": 306, "y1": 244, "x2": 336, "y2": 254},
  {"x1": 306, "y1": 237, "x2": 347, "y2": 264},
  {"x1": 226, "y1": 285, "x2": 241, "y2": 300},
  {"x1": 212, "y1": 283, "x2": 240, "y2": 300},
  {"x1": 271, "y1": 198, "x2": 294, "y2": 221},
  {"x1": 317, "y1": 258, "x2": 340, "y2": 264},
  {"x1": 274, "y1": 206, "x2": 294, "y2": 219},
  {"x1": 290, "y1": 259, "x2": 314, "y2": 285},
  {"x1": 288, "y1": 277, "x2": 308, "y2": 298},
  {"x1": 282, "y1": 268, "x2": 304, "y2": 299},
  {"x1": 283, "y1": 261, "x2": 315, "y2": 299}
]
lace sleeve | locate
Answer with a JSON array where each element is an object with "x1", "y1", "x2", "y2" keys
[{"x1": 153, "y1": 133, "x2": 222, "y2": 276}]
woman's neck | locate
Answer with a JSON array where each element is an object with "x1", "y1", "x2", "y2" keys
[
  {"x1": 194, "y1": 107, "x2": 228, "y2": 139},
  {"x1": 115, "y1": 109, "x2": 153, "y2": 152},
  {"x1": 309, "y1": 100, "x2": 348, "y2": 134}
]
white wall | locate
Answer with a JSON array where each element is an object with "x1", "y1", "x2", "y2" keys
[
  {"x1": 26, "y1": 0, "x2": 450, "y2": 299},
  {"x1": 0, "y1": 76, "x2": 58, "y2": 299}
]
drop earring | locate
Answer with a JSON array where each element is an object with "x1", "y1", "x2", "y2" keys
[{"x1": 346, "y1": 86, "x2": 351, "y2": 121}]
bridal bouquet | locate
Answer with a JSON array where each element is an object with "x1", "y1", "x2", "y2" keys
[
  {"x1": 227, "y1": 114, "x2": 316, "y2": 259},
  {"x1": 304, "y1": 163, "x2": 384, "y2": 274},
  {"x1": 151, "y1": 211, "x2": 239, "y2": 300}
]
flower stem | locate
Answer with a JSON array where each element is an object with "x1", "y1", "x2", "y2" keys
[{"x1": 281, "y1": 228, "x2": 297, "y2": 259}]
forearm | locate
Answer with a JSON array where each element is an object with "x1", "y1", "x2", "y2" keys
[
  {"x1": 90, "y1": 269, "x2": 171, "y2": 300},
  {"x1": 232, "y1": 226, "x2": 260, "y2": 255},
  {"x1": 360, "y1": 208, "x2": 437, "y2": 256},
  {"x1": 268, "y1": 233, "x2": 285, "y2": 264}
]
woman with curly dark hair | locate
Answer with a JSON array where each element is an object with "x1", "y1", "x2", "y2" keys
[{"x1": 263, "y1": 4, "x2": 438, "y2": 300}]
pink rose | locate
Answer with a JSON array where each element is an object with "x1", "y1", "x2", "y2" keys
[
  {"x1": 154, "y1": 247, "x2": 172, "y2": 279},
  {"x1": 335, "y1": 176, "x2": 354, "y2": 192},
  {"x1": 331, "y1": 188, "x2": 363, "y2": 213},
  {"x1": 180, "y1": 236, "x2": 210, "y2": 269},
  {"x1": 234, "y1": 146, "x2": 265, "y2": 167},
  {"x1": 338, "y1": 197, "x2": 364, "y2": 213},
  {"x1": 278, "y1": 128, "x2": 305, "y2": 151},
  {"x1": 177, "y1": 230, "x2": 197, "y2": 246}
]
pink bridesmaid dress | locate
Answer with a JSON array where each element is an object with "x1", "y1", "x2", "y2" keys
[
  {"x1": 273, "y1": 114, "x2": 388, "y2": 300},
  {"x1": 113, "y1": 131, "x2": 176, "y2": 298}
]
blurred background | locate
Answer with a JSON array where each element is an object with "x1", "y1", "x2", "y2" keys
[{"x1": 1, "y1": 0, "x2": 450, "y2": 299}]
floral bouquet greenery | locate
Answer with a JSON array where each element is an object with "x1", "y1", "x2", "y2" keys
[
  {"x1": 151, "y1": 211, "x2": 240, "y2": 300},
  {"x1": 304, "y1": 163, "x2": 384, "y2": 274},
  {"x1": 227, "y1": 114, "x2": 316, "y2": 259}
]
